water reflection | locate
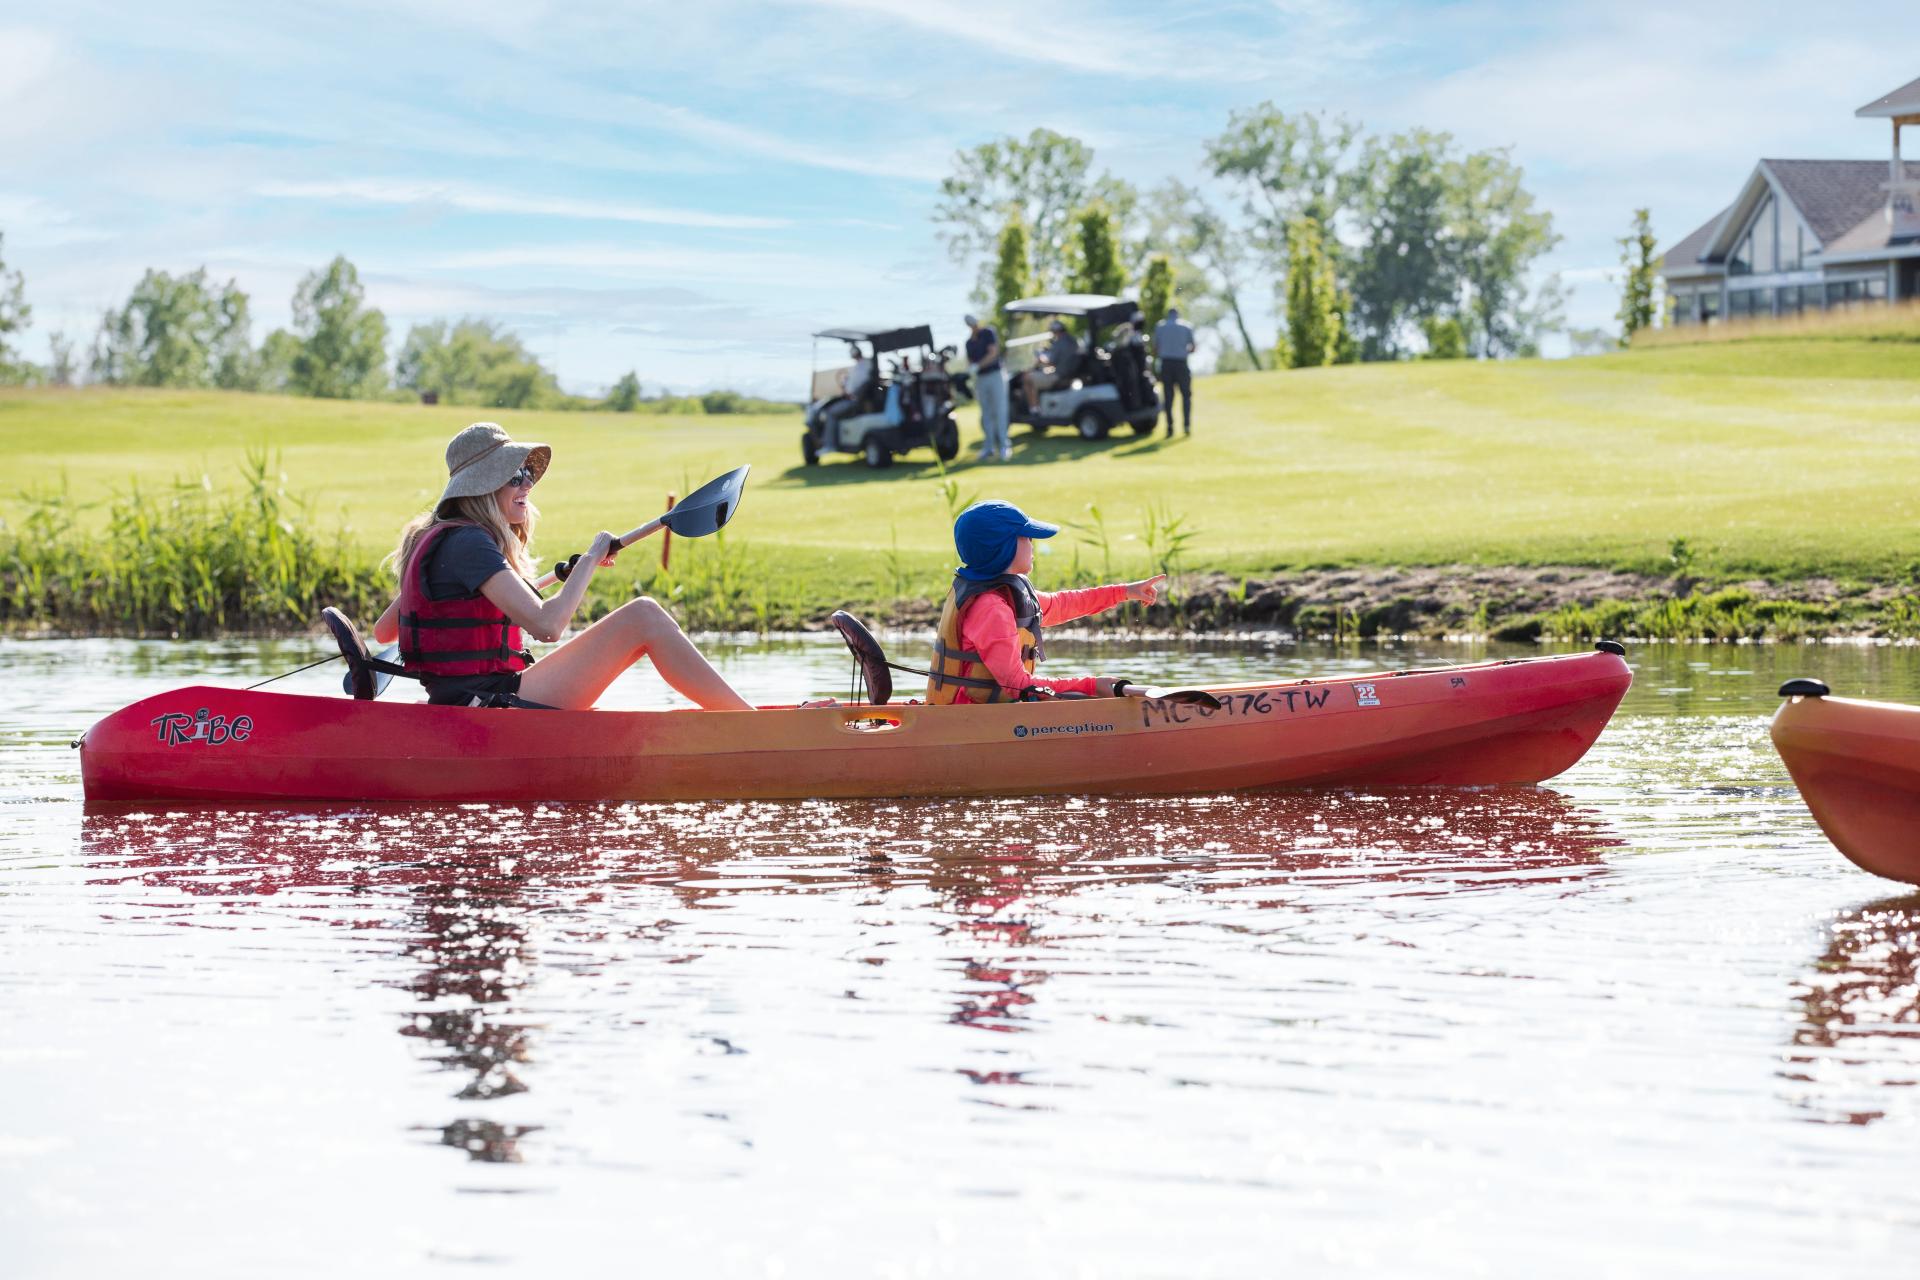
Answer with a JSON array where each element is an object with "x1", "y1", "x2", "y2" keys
[
  {"x1": 1785, "y1": 892, "x2": 1920, "y2": 1127},
  {"x1": 77, "y1": 787, "x2": 1621, "y2": 1160}
]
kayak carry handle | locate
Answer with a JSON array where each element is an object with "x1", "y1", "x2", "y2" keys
[
  {"x1": 1778, "y1": 678, "x2": 1830, "y2": 698},
  {"x1": 1595, "y1": 640, "x2": 1626, "y2": 656}
]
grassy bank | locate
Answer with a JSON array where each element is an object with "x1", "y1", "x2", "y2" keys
[{"x1": 6, "y1": 319, "x2": 1920, "y2": 637}]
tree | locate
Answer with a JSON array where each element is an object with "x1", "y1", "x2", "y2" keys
[
  {"x1": 1283, "y1": 216, "x2": 1344, "y2": 368},
  {"x1": 1566, "y1": 326, "x2": 1618, "y2": 356},
  {"x1": 396, "y1": 317, "x2": 557, "y2": 408},
  {"x1": 1206, "y1": 106, "x2": 1363, "y2": 259},
  {"x1": 254, "y1": 329, "x2": 301, "y2": 394},
  {"x1": 46, "y1": 331, "x2": 76, "y2": 386},
  {"x1": 934, "y1": 129, "x2": 1135, "y2": 298},
  {"x1": 0, "y1": 233, "x2": 28, "y2": 383},
  {"x1": 604, "y1": 371, "x2": 641, "y2": 412},
  {"x1": 88, "y1": 268, "x2": 253, "y2": 388},
  {"x1": 1417, "y1": 316, "x2": 1468, "y2": 359},
  {"x1": 288, "y1": 256, "x2": 389, "y2": 399},
  {"x1": 1444, "y1": 148, "x2": 1561, "y2": 357},
  {"x1": 1617, "y1": 208, "x2": 1658, "y2": 345},
  {"x1": 1139, "y1": 255, "x2": 1175, "y2": 336},
  {"x1": 1348, "y1": 130, "x2": 1457, "y2": 360},
  {"x1": 1145, "y1": 180, "x2": 1262, "y2": 371},
  {"x1": 990, "y1": 213, "x2": 1032, "y2": 334},
  {"x1": 1064, "y1": 203, "x2": 1126, "y2": 299}
]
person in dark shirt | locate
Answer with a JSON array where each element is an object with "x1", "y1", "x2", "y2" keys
[
  {"x1": 1020, "y1": 320, "x2": 1080, "y2": 412},
  {"x1": 373, "y1": 422, "x2": 753, "y2": 711},
  {"x1": 1152, "y1": 308, "x2": 1196, "y2": 436},
  {"x1": 964, "y1": 314, "x2": 1009, "y2": 461}
]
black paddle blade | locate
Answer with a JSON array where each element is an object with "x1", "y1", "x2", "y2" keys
[
  {"x1": 661, "y1": 465, "x2": 750, "y2": 539},
  {"x1": 828, "y1": 609, "x2": 892, "y2": 706}
]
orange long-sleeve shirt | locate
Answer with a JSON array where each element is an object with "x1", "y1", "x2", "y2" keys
[{"x1": 953, "y1": 582, "x2": 1130, "y2": 702}]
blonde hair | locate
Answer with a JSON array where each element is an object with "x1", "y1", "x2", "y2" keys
[{"x1": 389, "y1": 492, "x2": 539, "y2": 583}]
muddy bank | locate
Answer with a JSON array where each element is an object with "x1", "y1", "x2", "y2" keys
[{"x1": 864, "y1": 564, "x2": 1919, "y2": 641}]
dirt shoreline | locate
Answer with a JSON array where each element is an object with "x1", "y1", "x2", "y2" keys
[{"x1": 855, "y1": 564, "x2": 1917, "y2": 640}]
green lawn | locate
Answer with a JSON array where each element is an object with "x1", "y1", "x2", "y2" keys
[{"x1": 7, "y1": 337, "x2": 1920, "y2": 585}]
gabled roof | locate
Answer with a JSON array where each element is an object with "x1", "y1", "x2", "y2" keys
[
  {"x1": 1659, "y1": 207, "x2": 1728, "y2": 277},
  {"x1": 1765, "y1": 159, "x2": 1919, "y2": 244},
  {"x1": 1857, "y1": 74, "x2": 1920, "y2": 119}
]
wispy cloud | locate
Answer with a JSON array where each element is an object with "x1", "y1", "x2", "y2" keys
[
  {"x1": 254, "y1": 178, "x2": 790, "y2": 230},
  {"x1": 612, "y1": 94, "x2": 949, "y2": 182}
]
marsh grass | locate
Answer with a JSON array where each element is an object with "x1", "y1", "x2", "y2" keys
[{"x1": 0, "y1": 452, "x2": 390, "y2": 635}]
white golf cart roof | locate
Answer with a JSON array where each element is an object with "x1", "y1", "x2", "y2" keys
[{"x1": 1004, "y1": 295, "x2": 1139, "y2": 326}]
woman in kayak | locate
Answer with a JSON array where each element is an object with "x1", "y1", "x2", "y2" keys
[
  {"x1": 371, "y1": 423, "x2": 753, "y2": 711},
  {"x1": 926, "y1": 500, "x2": 1164, "y2": 704}
]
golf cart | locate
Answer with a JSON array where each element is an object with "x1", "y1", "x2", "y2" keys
[
  {"x1": 803, "y1": 324, "x2": 967, "y2": 469},
  {"x1": 1004, "y1": 294, "x2": 1159, "y2": 440}
]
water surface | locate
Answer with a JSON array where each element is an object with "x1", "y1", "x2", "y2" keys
[{"x1": 5, "y1": 636, "x2": 1919, "y2": 1276}]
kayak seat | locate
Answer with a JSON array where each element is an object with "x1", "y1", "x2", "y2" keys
[
  {"x1": 828, "y1": 610, "x2": 892, "y2": 706},
  {"x1": 322, "y1": 607, "x2": 412, "y2": 700}
]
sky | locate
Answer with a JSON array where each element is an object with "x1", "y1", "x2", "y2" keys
[{"x1": 3, "y1": 0, "x2": 1918, "y2": 397}]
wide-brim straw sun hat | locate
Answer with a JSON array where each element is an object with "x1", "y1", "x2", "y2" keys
[{"x1": 438, "y1": 422, "x2": 551, "y2": 505}]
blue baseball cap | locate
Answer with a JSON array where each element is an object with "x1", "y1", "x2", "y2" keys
[{"x1": 954, "y1": 500, "x2": 1058, "y2": 581}]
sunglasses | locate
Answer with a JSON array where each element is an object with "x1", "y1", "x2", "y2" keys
[{"x1": 507, "y1": 467, "x2": 538, "y2": 489}]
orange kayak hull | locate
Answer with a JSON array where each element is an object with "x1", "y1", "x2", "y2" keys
[
  {"x1": 1772, "y1": 693, "x2": 1920, "y2": 885},
  {"x1": 81, "y1": 649, "x2": 1632, "y2": 804}
]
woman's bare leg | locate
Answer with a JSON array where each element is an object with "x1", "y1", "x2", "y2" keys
[{"x1": 517, "y1": 597, "x2": 754, "y2": 711}]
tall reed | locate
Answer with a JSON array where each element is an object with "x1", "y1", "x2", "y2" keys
[{"x1": 0, "y1": 452, "x2": 389, "y2": 635}]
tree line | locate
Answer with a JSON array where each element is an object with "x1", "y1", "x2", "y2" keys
[
  {"x1": 938, "y1": 106, "x2": 1566, "y2": 368},
  {"x1": 0, "y1": 240, "x2": 789, "y2": 413}
]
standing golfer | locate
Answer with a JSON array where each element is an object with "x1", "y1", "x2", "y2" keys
[
  {"x1": 1153, "y1": 307, "x2": 1196, "y2": 436},
  {"x1": 964, "y1": 314, "x2": 1010, "y2": 462}
]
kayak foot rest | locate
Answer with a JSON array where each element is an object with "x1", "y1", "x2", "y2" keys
[
  {"x1": 829, "y1": 610, "x2": 893, "y2": 706},
  {"x1": 323, "y1": 607, "x2": 412, "y2": 700}
]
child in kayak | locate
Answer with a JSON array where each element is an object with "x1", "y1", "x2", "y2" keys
[
  {"x1": 371, "y1": 423, "x2": 753, "y2": 711},
  {"x1": 926, "y1": 500, "x2": 1164, "y2": 704}
]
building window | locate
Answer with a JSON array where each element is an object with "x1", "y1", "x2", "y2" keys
[
  {"x1": 1865, "y1": 275, "x2": 1889, "y2": 300},
  {"x1": 1800, "y1": 282, "x2": 1824, "y2": 311},
  {"x1": 1730, "y1": 231, "x2": 1751, "y2": 276},
  {"x1": 1751, "y1": 196, "x2": 1777, "y2": 274},
  {"x1": 1700, "y1": 291, "x2": 1721, "y2": 322}
]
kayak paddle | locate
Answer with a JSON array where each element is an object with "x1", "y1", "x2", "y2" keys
[{"x1": 538, "y1": 464, "x2": 750, "y2": 589}]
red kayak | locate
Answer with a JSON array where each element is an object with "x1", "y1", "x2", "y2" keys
[
  {"x1": 1772, "y1": 679, "x2": 1920, "y2": 884},
  {"x1": 79, "y1": 646, "x2": 1631, "y2": 804}
]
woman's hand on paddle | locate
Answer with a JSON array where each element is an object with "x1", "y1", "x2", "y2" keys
[
  {"x1": 562, "y1": 532, "x2": 619, "y2": 580},
  {"x1": 1125, "y1": 574, "x2": 1167, "y2": 605}
]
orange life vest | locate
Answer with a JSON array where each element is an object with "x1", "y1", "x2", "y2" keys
[{"x1": 926, "y1": 574, "x2": 1045, "y2": 705}]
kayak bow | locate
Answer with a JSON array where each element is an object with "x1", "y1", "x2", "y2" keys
[
  {"x1": 1772, "y1": 681, "x2": 1920, "y2": 884},
  {"x1": 81, "y1": 648, "x2": 1631, "y2": 804}
]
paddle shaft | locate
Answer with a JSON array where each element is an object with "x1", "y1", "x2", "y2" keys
[
  {"x1": 532, "y1": 516, "x2": 665, "y2": 591},
  {"x1": 868, "y1": 655, "x2": 1213, "y2": 706}
]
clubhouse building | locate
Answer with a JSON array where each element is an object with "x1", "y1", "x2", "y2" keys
[{"x1": 1659, "y1": 74, "x2": 1920, "y2": 325}]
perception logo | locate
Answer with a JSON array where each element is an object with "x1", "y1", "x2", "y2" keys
[{"x1": 1012, "y1": 722, "x2": 1113, "y2": 739}]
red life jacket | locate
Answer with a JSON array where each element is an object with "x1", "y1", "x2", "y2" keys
[{"x1": 398, "y1": 521, "x2": 533, "y2": 678}]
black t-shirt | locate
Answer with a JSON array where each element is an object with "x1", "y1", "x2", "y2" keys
[
  {"x1": 965, "y1": 326, "x2": 1001, "y2": 375},
  {"x1": 424, "y1": 525, "x2": 510, "y2": 600}
]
